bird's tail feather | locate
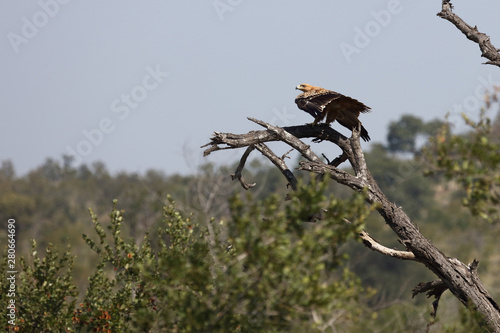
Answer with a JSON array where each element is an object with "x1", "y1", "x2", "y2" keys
[{"x1": 361, "y1": 125, "x2": 371, "y2": 142}]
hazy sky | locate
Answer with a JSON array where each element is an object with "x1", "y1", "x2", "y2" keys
[{"x1": 1, "y1": 1, "x2": 499, "y2": 176}]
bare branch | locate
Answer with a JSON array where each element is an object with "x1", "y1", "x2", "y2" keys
[
  {"x1": 437, "y1": 5, "x2": 500, "y2": 68},
  {"x1": 231, "y1": 145, "x2": 257, "y2": 190},
  {"x1": 202, "y1": 122, "x2": 348, "y2": 157},
  {"x1": 469, "y1": 260, "x2": 500, "y2": 313},
  {"x1": 412, "y1": 280, "x2": 448, "y2": 299},
  {"x1": 281, "y1": 148, "x2": 294, "y2": 160},
  {"x1": 412, "y1": 279, "x2": 449, "y2": 332},
  {"x1": 329, "y1": 152, "x2": 348, "y2": 168},
  {"x1": 344, "y1": 216, "x2": 417, "y2": 260},
  {"x1": 348, "y1": 125, "x2": 370, "y2": 181},
  {"x1": 358, "y1": 229, "x2": 416, "y2": 261},
  {"x1": 248, "y1": 117, "x2": 323, "y2": 163},
  {"x1": 298, "y1": 160, "x2": 364, "y2": 192},
  {"x1": 254, "y1": 143, "x2": 297, "y2": 190}
]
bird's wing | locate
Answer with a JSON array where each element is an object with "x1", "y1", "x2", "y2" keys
[
  {"x1": 295, "y1": 87, "x2": 371, "y2": 141},
  {"x1": 323, "y1": 95, "x2": 371, "y2": 123},
  {"x1": 294, "y1": 98, "x2": 323, "y2": 119},
  {"x1": 323, "y1": 94, "x2": 371, "y2": 142},
  {"x1": 295, "y1": 90, "x2": 343, "y2": 121}
]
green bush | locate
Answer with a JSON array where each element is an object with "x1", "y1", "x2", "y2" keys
[{"x1": 1, "y1": 181, "x2": 373, "y2": 332}]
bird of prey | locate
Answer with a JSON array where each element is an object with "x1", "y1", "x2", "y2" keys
[{"x1": 295, "y1": 83, "x2": 371, "y2": 142}]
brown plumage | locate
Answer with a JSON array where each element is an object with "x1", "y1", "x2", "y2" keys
[{"x1": 295, "y1": 83, "x2": 371, "y2": 142}]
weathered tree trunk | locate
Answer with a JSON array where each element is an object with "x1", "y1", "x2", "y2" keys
[
  {"x1": 203, "y1": 120, "x2": 500, "y2": 331},
  {"x1": 299, "y1": 131, "x2": 500, "y2": 332}
]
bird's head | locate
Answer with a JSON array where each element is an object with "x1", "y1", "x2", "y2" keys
[{"x1": 295, "y1": 83, "x2": 314, "y2": 92}]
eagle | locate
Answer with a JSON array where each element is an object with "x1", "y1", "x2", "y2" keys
[{"x1": 295, "y1": 83, "x2": 371, "y2": 142}]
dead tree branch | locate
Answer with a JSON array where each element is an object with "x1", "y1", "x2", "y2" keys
[
  {"x1": 231, "y1": 145, "x2": 257, "y2": 190},
  {"x1": 202, "y1": 117, "x2": 500, "y2": 331},
  {"x1": 248, "y1": 117, "x2": 323, "y2": 163},
  {"x1": 202, "y1": 123, "x2": 347, "y2": 157},
  {"x1": 343, "y1": 217, "x2": 416, "y2": 260},
  {"x1": 254, "y1": 142, "x2": 297, "y2": 190},
  {"x1": 437, "y1": 3, "x2": 500, "y2": 68},
  {"x1": 412, "y1": 279, "x2": 448, "y2": 300},
  {"x1": 413, "y1": 279, "x2": 449, "y2": 332},
  {"x1": 358, "y1": 229, "x2": 416, "y2": 261}
]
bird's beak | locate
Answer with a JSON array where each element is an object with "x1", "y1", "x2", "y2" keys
[{"x1": 295, "y1": 86, "x2": 299, "y2": 90}]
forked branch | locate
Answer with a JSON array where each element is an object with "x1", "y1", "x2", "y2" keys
[{"x1": 437, "y1": 3, "x2": 500, "y2": 67}]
